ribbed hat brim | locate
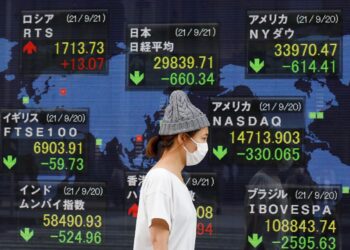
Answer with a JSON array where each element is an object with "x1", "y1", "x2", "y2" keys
[{"x1": 159, "y1": 115, "x2": 210, "y2": 135}]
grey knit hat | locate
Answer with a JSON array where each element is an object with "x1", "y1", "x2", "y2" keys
[{"x1": 159, "y1": 90, "x2": 210, "y2": 135}]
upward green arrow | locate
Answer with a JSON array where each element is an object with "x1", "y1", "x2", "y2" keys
[
  {"x1": 249, "y1": 58, "x2": 264, "y2": 73},
  {"x1": 213, "y1": 145, "x2": 228, "y2": 160},
  {"x1": 248, "y1": 233, "x2": 263, "y2": 248},
  {"x1": 20, "y1": 228, "x2": 34, "y2": 242},
  {"x1": 3, "y1": 155, "x2": 16, "y2": 170},
  {"x1": 130, "y1": 71, "x2": 144, "y2": 85}
]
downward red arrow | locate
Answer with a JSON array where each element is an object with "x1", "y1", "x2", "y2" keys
[{"x1": 22, "y1": 41, "x2": 37, "y2": 55}]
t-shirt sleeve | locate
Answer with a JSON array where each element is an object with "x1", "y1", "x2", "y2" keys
[
  {"x1": 143, "y1": 171, "x2": 173, "y2": 230},
  {"x1": 145, "y1": 191, "x2": 172, "y2": 230}
]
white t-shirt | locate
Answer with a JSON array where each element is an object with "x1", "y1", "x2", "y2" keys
[{"x1": 133, "y1": 167, "x2": 197, "y2": 250}]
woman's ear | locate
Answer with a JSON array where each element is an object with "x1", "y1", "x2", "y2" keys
[{"x1": 177, "y1": 133, "x2": 186, "y2": 145}]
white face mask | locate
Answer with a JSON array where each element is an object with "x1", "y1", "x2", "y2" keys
[{"x1": 183, "y1": 137, "x2": 208, "y2": 166}]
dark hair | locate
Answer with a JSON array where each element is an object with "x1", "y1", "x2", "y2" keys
[{"x1": 146, "y1": 130, "x2": 199, "y2": 159}]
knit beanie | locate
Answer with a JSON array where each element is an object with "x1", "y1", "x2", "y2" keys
[{"x1": 159, "y1": 90, "x2": 210, "y2": 135}]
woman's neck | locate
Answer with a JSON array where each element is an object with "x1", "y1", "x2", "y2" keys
[{"x1": 156, "y1": 146, "x2": 186, "y2": 176}]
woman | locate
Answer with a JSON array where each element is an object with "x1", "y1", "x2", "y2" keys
[{"x1": 133, "y1": 90, "x2": 210, "y2": 250}]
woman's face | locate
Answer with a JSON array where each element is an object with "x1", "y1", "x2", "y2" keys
[{"x1": 182, "y1": 127, "x2": 209, "y2": 153}]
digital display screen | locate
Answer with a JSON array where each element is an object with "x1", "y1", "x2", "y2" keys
[{"x1": 0, "y1": 1, "x2": 349, "y2": 250}]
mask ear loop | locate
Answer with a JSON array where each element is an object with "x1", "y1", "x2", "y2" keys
[
  {"x1": 180, "y1": 132, "x2": 194, "y2": 153},
  {"x1": 182, "y1": 144, "x2": 190, "y2": 153},
  {"x1": 189, "y1": 137, "x2": 199, "y2": 145},
  {"x1": 164, "y1": 133, "x2": 191, "y2": 155},
  {"x1": 184, "y1": 133, "x2": 199, "y2": 152}
]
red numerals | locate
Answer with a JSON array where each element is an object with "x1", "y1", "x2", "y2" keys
[
  {"x1": 197, "y1": 222, "x2": 213, "y2": 236},
  {"x1": 60, "y1": 57, "x2": 106, "y2": 72}
]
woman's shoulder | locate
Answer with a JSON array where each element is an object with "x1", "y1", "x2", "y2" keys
[
  {"x1": 147, "y1": 167, "x2": 171, "y2": 177},
  {"x1": 142, "y1": 168, "x2": 174, "y2": 194},
  {"x1": 144, "y1": 168, "x2": 174, "y2": 184}
]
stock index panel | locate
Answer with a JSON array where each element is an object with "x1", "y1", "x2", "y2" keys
[{"x1": 0, "y1": 0, "x2": 349, "y2": 250}]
